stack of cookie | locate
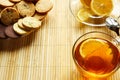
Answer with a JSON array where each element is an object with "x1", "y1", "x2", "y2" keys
[{"x1": 0, "y1": 0, "x2": 53, "y2": 39}]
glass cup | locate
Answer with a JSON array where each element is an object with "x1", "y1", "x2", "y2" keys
[
  {"x1": 69, "y1": 0, "x2": 120, "y2": 26},
  {"x1": 72, "y1": 31, "x2": 120, "y2": 80}
]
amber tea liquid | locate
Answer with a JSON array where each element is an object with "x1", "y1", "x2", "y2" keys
[{"x1": 74, "y1": 38, "x2": 120, "y2": 75}]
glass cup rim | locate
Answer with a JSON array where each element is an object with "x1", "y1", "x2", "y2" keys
[{"x1": 72, "y1": 31, "x2": 120, "y2": 78}]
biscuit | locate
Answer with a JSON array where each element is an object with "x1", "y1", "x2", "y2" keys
[
  {"x1": 22, "y1": 17, "x2": 42, "y2": 29},
  {"x1": 5, "y1": 25, "x2": 20, "y2": 38},
  {"x1": 9, "y1": 0, "x2": 21, "y2": 3},
  {"x1": 16, "y1": 1, "x2": 35, "y2": 17},
  {"x1": 18, "y1": 19, "x2": 31, "y2": 31},
  {"x1": 0, "y1": 0, "x2": 14, "y2": 7},
  {"x1": 24, "y1": 0, "x2": 38, "y2": 3},
  {"x1": 0, "y1": 23, "x2": 7, "y2": 38},
  {"x1": 1, "y1": 7, "x2": 20, "y2": 25},
  {"x1": 13, "y1": 22, "x2": 28, "y2": 35},
  {"x1": 17, "y1": 19, "x2": 25, "y2": 29},
  {"x1": 35, "y1": 0, "x2": 53, "y2": 13},
  {"x1": 33, "y1": 12, "x2": 47, "y2": 21}
]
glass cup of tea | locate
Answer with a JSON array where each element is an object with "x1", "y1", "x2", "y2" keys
[
  {"x1": 72, "y1": 31, "x2": 120, "y2": 80},
  {"x1": 69, "y1": 0, "x2": 120, "y2": 26}
]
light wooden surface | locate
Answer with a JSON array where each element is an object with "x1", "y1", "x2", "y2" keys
[{"x1": 0, "y1": 0, "x2": 120, "y2": 80}]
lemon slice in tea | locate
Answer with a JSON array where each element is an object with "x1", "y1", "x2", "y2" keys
[
  {"x1": 79, "y1": 38, "x2": 105, "y2": 58},
  {"x1": 77, "y1": 8, "x2": 95, "y2": 22},
  {"x1": 91, "y1": 0, "x2": 113, "y2": 16},
  {"x1": 80, "y1": 0, "x2": 92, "y2": 8}
]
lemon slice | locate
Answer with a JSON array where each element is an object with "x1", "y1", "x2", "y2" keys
[
  {"x1": 79, "y1": 38, "x2": 105, "y2": 58},
  {"x1": 80, "y1": 0, "x2": 92, "y2": 8},
  {"x1": 105, "y1": 48, "x2": 113, "y2": 62},
  {"x1": 77, "y1": 8, "x2": 95, "y2": 22},
  {"x1": 91, "y1": 0, "x2": 113, "y2": 16}
]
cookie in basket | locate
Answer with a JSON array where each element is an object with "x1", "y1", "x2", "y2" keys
[
  {"x1": 16, "y1": 1, "x2": 35, "y2": 17},
  {"x1": 0, "y1": 7, "x2": 20, "y2": 25},
  {"x1": 5, "y1": 25, "x2": 20, "y2": 38},
  {"x1": 9, "y1": 0, "x2": 22, "y2": 3},
  {"x1": 13, "y1": 22, "x2": 29, "y2": 35},
  {"x1": 33, "y1": 12, "x2": 47, "y2": 21},
  {"x1": 13, "y1": 21, "x2": 35, "y2": 36},
  {"x1": 0, "y1": 0, "x2": 53, "y2": 39},
  {"x1": 35, "y1": 0, "x2": 53, "y2": 13},
  {"x1": 22, "y1": 17, "x2": 42, "y2": 29},
  {"x1": 17, "y1": 19, "x2": 31, "y2": 31},
  {"x1": 24, "y1": 0, "x2": 39, "y2": 3},
  {"x1": 0, "y1": 23, "x2": 7, "y2": 39},
  {"x1": 0, "y1": 0, "x2": 14, "y2": 7}
]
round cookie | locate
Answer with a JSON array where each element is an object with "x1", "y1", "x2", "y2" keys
[
  {"x1": 24, "y1": 0, "x2": 39, "y2": 2},
  {"x1": 0, "y1": 0, "x2": 14, "y2": 7},
  {"x1": 1, "y1": 7, "x2": 20, "y2": 25},
  {"x1": 18, "y1": 19, "x2": 31, "y2": 31},
  {"x1": 13, "y1": 23, "x2": 28, "y2": 35},
  {"x1": 5, "y1": 25, "x2": 20, "y2": 38},
  {"x1": 16, "y1": 1, "x2": 35, "y2": 17},
  {"x1": 0, "y1": 23, "x2": 7, "y2": 38},
  {"x1": 22, "y1": 17, "x2": 42, "y2": 29},
  {"x1": 9, "y1": 0, "x2": 21, "y2": 3},
  {"x1": 35, "y1": 0, "x2": 53, "y2": 13},
  {"x1": 33, "y1": 12, "x2": 47, "y2": 21},
  {"x1": 18, "y1": 19, "x2": 26, "y2": 29}
]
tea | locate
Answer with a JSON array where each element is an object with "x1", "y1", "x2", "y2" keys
[
  {"x1": 77, "y1": 0, "x2": 113, "y2": 24},
  {"x1": 74, "y1": 38, "x2": 120, "y2": 74}
]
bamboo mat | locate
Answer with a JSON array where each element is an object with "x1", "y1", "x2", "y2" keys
[{"x1": 0, "y1": 0, "x2": 120, "y2": 80}]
